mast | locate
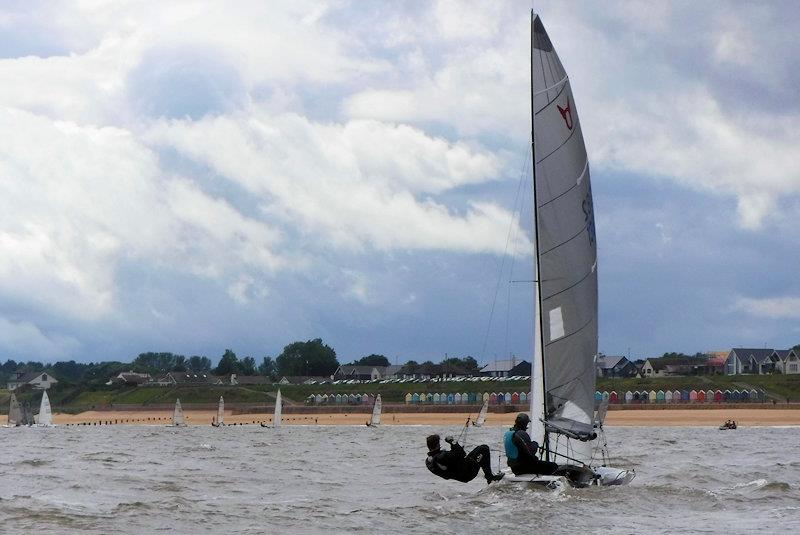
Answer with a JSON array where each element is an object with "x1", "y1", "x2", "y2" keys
[{"x1": 529, "y1": 9, "x2": 548, "y2": 458}]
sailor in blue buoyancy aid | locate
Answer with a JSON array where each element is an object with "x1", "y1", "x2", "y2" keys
[
  {"x1": 425, "y1": 434, "x2": 504, "y2": 484},
  {"x1": 504, "y1": 413, "x2": 559, "y2": 476}
]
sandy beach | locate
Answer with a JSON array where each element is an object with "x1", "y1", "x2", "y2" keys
[{"x1": 43, "y1": 407, "x2": 800, "y2": 427}]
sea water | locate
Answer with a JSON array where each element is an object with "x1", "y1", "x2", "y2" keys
[{"x1": 0, "y1": 424, "x2": 798, "y2": 534}]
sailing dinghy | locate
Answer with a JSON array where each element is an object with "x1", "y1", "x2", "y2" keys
[
  {"x1": 171, "y1": 398, "x2": 187, "y2": 427},
  {"x1": 35, "y1": 391, "x2": 54, "y2": 427},
  {"x1": 4, "y1": 393, "x2": 23, "y2": 427},
  {"x1": 366, "y1": 394, "x2": 382, "y2": 427},
  {"x1": 504, "y1": 12, "x2": 633, "y2": 488},
  {"x1": 472, "y1": 400, "x2": 489, "y2": 427},
  {"x1": 212, "y1": 396, "x2": 224, "y2": 427},
  {"x1": 261, "y1": 389, "x2": 282, "y2": 428}
]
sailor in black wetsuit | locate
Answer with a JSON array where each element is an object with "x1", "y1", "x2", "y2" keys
[
  {"x1": 503, "y1": 413, "x2": 559, "y2": 476},
  {"x1": 425, "y1": 434, "x2": 504, "y2": 484}
]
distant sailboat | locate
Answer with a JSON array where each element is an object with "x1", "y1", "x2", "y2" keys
[
  {"x1": 472, "y1": 400, "x2": 489, "y2": 427},
  {"x1": 261, "y1": 389, "x2": 282, "y2": 428},
  {"x1": 4, "y1": 393, "x2": 23, "y2": 427},
  {"x1": 171, "y1": 398, "x2": 187, "y2": 427},
  {"x1": 35, "y1": 391, "x2": 53, "y2": 427},
  {"x1": 212, "y1": 396, "x2": 224, "y2": 427},
  {"x1": 366, "y1": 394, "x2": 382, "y2": 427}
]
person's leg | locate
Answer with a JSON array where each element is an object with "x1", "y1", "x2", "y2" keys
[{"x1": 467, "y1": 445, "x2": 495, "y2": 479}]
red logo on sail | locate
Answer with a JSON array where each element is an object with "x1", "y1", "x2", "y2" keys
[{"x1": 557, "y1": 98, "x2": 573, "y2": 130}]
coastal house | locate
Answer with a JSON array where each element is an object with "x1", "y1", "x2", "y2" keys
[
  {"x1": 479, "y1": 358, "x2": 531, "y2": 378},
  {"x1": 772, "y1": 350, "x2": 800, "y2": 374},
  {"x1": 157, "y1": 371, "x2": 216, "y2": 385},
  {"x1": 725, "y1": 348, "x2": 775, "y2": 375},
  {"x1": 334, "y1": 365, "x2": 402, "y2": 381},
  {"x1": 705, "y1": 351, "x2": 729, "y2": 374},
  {"x1": 228, "y1": 374, "x2": 271, "y2": 385},
  {"x1": 278, "y1": 375, "x2": 331, "y2": 385},
  {"x1": 107, "y1": 371, "x2": 151, "y2": 386},
  {"x1": 596, "y1": 356, "x2": 637, "y2": 378},
  {"x1": 6, "y1": 371, "x2": 58, "y2": 391}
]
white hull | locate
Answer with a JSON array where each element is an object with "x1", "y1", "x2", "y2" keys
[{"x1": 502, "y1": 465, "x2": 634, "y2": 489}]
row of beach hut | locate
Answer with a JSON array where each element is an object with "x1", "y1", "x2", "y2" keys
[{"x1": 304, "y1": 389, "x2": 769, "y2": 405}]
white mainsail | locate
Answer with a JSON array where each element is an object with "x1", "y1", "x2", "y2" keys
[
  {"x1": 474, "y1": 400, "x2": 489, "y2": 427},
  {"x1": 273, "y1": 389, "x2": 282, "y2": 428},
  {"x1": 7, "y1": 393, "x2": 22, "y2": 426},
  {"x1": 217, "y1": 396, "x2": 225, "y2": 426},
  {"x1": 530, "y1": 13, "x2": 598, "y2": 465},
  {"x1": 172, "y1": 398, "x2": 187, "y2": 427},
  {"x1": 37, "y1": 391, "x2": 53, "y2": 426},
  {"x1": 370, "y1": 394, "x2": 382, "y2": 426}
]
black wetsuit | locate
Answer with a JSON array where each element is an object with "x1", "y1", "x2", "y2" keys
[
  {"x1": 426, "y1": 442, "x2": 494, "y2": 483},
  {"x1": 505, "y1": 428, "x2": 558, "y2": 476}
]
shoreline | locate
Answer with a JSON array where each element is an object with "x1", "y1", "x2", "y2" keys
[{"x1": 38, "y1": 407, "x2": 800, "y2": 427}]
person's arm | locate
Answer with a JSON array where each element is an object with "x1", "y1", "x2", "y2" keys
[
  {"x1": 449, "y1": 442, "x2": 466, "y2": 457},
  {"x1": 513, "y1": 430, "x2": 539, "y2": 458}
]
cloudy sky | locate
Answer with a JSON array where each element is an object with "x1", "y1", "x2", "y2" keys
[{"x1": 0, "y1": 0, "x2": 798, "y2": 365}]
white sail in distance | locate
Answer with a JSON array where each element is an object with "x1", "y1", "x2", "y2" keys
[
  {"x1": 8, "y1": 393, "x2": 22, "y2": 426},
  {"x1": 173, "y1": 398, "x2": 187, "y2": 427},
  {"x1": 273, "y1": 390, "x2": 282, "y2": 428},
  {"x1": 217, "y1": 396, "x2": 224, "y2": 426},
  {"x1": 531, "y1": 13, "x2": 598, "y2": 464},
  {"x1": 475, "y1": 400, "x2": 489, "y2": 427},
  {"x1": 37, "y1": 391, "x2": 53, "y2": 426},
  {"x1": 370, "y1": 395, "x2": 382, "y2": 426}
]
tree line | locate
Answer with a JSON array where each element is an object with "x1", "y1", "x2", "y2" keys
[{"x1": 0, "y1": 337, "x2": 481, "y2": 387}]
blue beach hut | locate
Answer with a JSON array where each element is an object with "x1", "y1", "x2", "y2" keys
[{"x1": 658, "y1": 390, "x2": 666, "y2": 403}]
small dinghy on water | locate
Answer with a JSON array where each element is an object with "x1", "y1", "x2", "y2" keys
[
  {"x1": 261, "y1": 389, "x2": 282, "y2": 428},
  {"x1": 171, "y1": 398, "x2": 187, "y2": 427},
  {"x1": 366, "y1": 394, "x2": 382, "y2": 427},
  {"x1": 472, "y1": 400, "x2": 489, "y2": 427},
  {"x1": 502, "y1": 12, "x2": 633, "y2": 489},
  {"x1": 212, "y1": 396, "x2": 224, "y2": 427},
  {"x1": 35, "y1": 391, "x2": 54, "y2": 427}
]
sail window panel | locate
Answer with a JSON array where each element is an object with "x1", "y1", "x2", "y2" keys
[
  {"x1": 535, "y1": 172, "x2": 592, "y2": 254},
  {"x1": 549, "y1": 307, "x2": 565, "y2": 340},
  {"x1": 540, "y1": 274, "x2": 597, "y2": 344}
]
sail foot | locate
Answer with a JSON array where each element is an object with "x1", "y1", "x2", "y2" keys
[{"x1": 545, "y1": 417, "x2": 597, "y2": 442}]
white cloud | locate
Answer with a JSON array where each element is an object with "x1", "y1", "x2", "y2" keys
[
  {"x1": 0, "y1": 317, "x2": 80, "y2": 360},
  {"x1": 147, "y1": 111, "x2": 526, "y2": 255},
  {"x1": 733, "y1": 296, "x2": 800, "y2": 320},
  {"x1": 0, "y1": 107, "x2": 286, "y2": 321}
]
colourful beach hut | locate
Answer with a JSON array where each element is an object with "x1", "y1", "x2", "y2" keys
[
  {"x1": 658, "y1": 390, "x2": 667, "y2": 403},
  {"x1": 697, "y1": 390, "x2": 706, "y2": 402},
  {"x1": 690, "y1": 390, "x2": 698, "y2": 402},
  {"x1": 445, "y1": 393, "x2": 453, "y2": 404},
  {"x1": 520, "y1": 392, "x2": 527, "y2": 403},
  {"x1": 461, "y1": 393, "x2": 469, "y2": 404},
  {"x1": 632, "y1": 391, "x2": 640, "y2": 403},
  {"x1": 648, "y1": 390, "x2": 657, "y2": 403},
  {"x1": 609, "y1": 391, "x2": 618, "y2": 403},
  {"x1": 672, "y1": 390, "x2": 681, "y2": 403},
  {"x1": 433, "y1": 393, "x2": 440, "y2": 404},
  {"x1": 681, "y1": 390, "x2": 689, "y2": 402},
  {"x1": 706, "y1": 390, "x2": 714, "y2": 403},
  {"x1": 740, "y1": 390, "x2": 749, "y2": 401},
  {"x1": 322, "y1": 394, "x2": 329, "y2": 404},
  {"x1": 315, "y1": 394, "x2": 323, "y2": 404},
  {"x1": 602, "y1": 391, "x2": 610, "y2": 402},
  {"x1": 723, "y1": 389, "x2": 731, "y2": 402},
  {"x1": 511, "y1": 392, "x2": 520, "y2": 404},
  {"x1": 714, "y1": 390, "x2": 722, "y2": 402},
  {"x1": 497, "y1": 393, "x2": 505, "y2": 403},
  {"x1": 595, "y1": 391, "x2": 603, "y2": 404},
  {"x1": 489, "y1": 392, "x2": 497, "y2": 404},
  {"x1": 467, "y1": 393, "x2": 475, "y2": 403},
  {"x1": 625, "y1": 391, "x2": 633, "y2": 404},
  {"x1": 732, "y1": 389, "x2": 740, "y2": 401},
  {"x1": 750, "y1": 389, "x2": 759, "y2": 401},
  {"x1": 454, "y1": 393, "x2": 462, "y2": 404}
]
